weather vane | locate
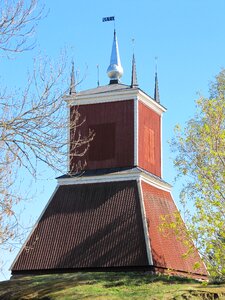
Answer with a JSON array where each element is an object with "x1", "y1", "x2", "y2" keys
[{"x1": 102, "y1": 16, "x2": 116, "y2": 30}]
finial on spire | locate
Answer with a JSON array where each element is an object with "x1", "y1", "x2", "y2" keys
[
  {"x1": 107, "y1": 29, "x2": 123, "y2": 84},
  {"x1": 154, "y1": 57, "x2": 160, "y2": 103},
  {"x1": 131, "y1": 38, "x2": 138, "y2": 88},
  {"x1": 69, "y1": 61, "x2": 76, "y2": 94}
]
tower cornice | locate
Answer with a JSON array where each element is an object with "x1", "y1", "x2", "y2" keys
[{"x1": 64, "y1": 86, "x2": 166, "y2": 115}]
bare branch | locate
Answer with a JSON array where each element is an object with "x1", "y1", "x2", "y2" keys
[{"x1": 0, "y1": 0, "x2": 44, "y2": 55}]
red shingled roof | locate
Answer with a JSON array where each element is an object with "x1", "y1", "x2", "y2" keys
[
  {"x1": 141, "y1": 181, "x2": 207, "y2": 276},
  {"x1": 12, "y1": 181, "x2": 148, "y2": 272},
  {"x1": 12, "y1": 179, "x2": 207, "y2": 278}
]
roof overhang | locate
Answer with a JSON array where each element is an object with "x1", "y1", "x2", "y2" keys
[
  {"x1": 64, "y1": 86, "x2": 166, "y2": 116},
  {"x1": 57, "y1": 168, "x2": 172, "y2": 193}
]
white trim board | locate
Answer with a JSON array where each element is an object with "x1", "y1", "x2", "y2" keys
[
  {"x1": 64, "y1": 89, "x2": 165, "y2": 116},
  {"x1": 137, "y1": 179, "x2": 153, "y2": 265},
  {"x1": 57, "y1": 171, "x2": 172, "y2": 193},
  {"x1": 134, "y1": 97, "x2": 138, "y2": 166}
]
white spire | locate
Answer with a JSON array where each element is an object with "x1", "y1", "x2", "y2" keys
[{"x1": 107, "y1": 30, "x2": 123, "y2": 84}]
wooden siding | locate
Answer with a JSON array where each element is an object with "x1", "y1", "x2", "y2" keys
[
  {"x1": 70, "y1": 100, "x2": 134, "y2": 172},
  {"x1": 141, "y1": 181, "x2": 207, "y2": 276},
  {"x1": 12, "y1": 181, "x2": 149, "y2": 272},
  {"x1": 138, "y1": 101, "x2": 161, "y2": 177}
]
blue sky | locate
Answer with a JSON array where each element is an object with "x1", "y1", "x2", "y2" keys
[{"x1": 1, "y1": 0, "x2": 225, "y2": 280}]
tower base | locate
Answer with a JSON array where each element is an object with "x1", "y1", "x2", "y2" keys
[{"x1": 11, "y1": 169, "x2": 207, "y2": 280}]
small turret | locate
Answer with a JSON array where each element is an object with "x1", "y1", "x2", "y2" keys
[
  {"x1": 154, "y1": 71, "x2": 160, "y2": 103},
  {"x1": 69, "y1": 61, "x2": 76, "y2": 94},
  {"x1": 131, "y1": 53, "x2": 138, "y2": 88}
]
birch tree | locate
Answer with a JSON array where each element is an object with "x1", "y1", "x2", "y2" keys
[{"x1": 169, "y1": 69, "x2": 225, "y2": 281}]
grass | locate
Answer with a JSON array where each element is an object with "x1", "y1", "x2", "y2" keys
[{"x1": 0, "y1": 272, "x2": 224, "y2": 299}]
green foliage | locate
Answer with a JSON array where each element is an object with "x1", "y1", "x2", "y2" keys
[
  {"x1": 0, "y1": 272, "x2": 224, "y2": 299},
  {"x1": 171, "y1": 69, "x2": 225, "y2": 281}
]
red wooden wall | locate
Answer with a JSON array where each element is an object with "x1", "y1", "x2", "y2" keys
[
  {"x1": 70, "y1": 100, "x2": 134, "y2": 172},
  {"x1": 138, "y1": 101, "x2": 161, "y2": 177}
]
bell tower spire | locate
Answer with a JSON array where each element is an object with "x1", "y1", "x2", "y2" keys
[{"x1": 107, "y1": 30, "x2": 123, "y2": 84}]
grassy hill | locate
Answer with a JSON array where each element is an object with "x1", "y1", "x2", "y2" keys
[{"x1": 0, "y1": 272, "x2": 224, "y2": 299}]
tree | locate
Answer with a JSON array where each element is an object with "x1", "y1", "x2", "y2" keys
[
  {"x1": 170, "y1": 69, "x2": 225, "y2": 281},
  {"x1": 0, "y1": 0, "x2": 93, "y2": 256}
]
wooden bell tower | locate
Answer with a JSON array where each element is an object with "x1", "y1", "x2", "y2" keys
[{"x1": 11, "y1": 30, "x2": 207, "y2": 279}]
